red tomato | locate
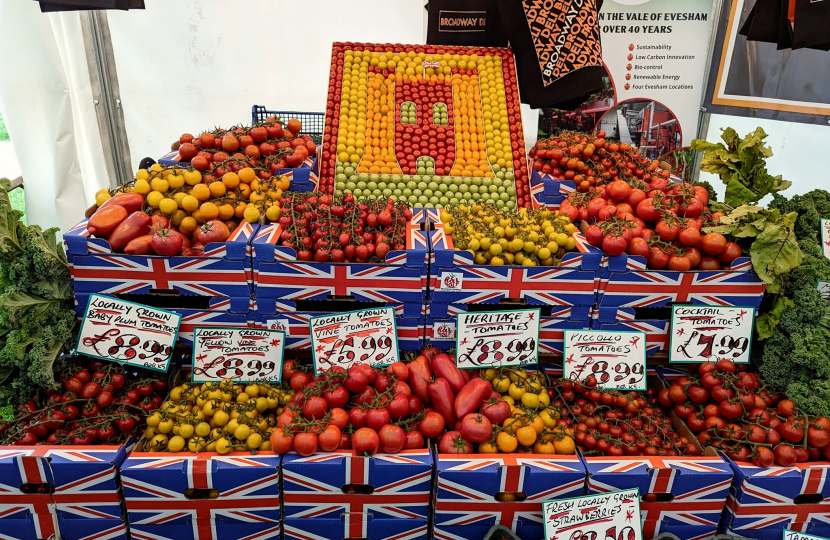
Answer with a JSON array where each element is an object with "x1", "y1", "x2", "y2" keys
[
  {"x1": 293, "y1": 433, "x2": 319, "y2": 457},
  {"x1": 352, "y1": 427, "x2": 380, "y2": 455},
  {"x1": 150, "y1": 227, "x2": 184, "y2": 256},
  {"x1": 418, "y1": 411, "x2": 446, "y2": 438},
  {"x1": 701, "y1": 233, "x2": 727, "y2": 255},
  {"x1": 405, "y1": 430, "x2": 425, "y2": 449},
  {"x1": 697, "y1": 256, "x2": 721, "y2": 270},
  {"x1": 378, "y1": 424, "x2": 407, "y2": 453},
  {"x1": 667, "y1": 255, "x2": 691, "y2": 271},
  {"x1": 438, "y1": 431, "x2": 473, "y2": 454},
  {"x1": 718, "y1": 242, "x2": 742, "y2": 265},
  {"x1": 460, "y1": 414, "x2": 492, "y2": 443},
  {"x1": 290, "y1": 372, "x2": 313, "y2": 392},
  {"x1": 366, "y1": 408, "x2": 392, "y2": 432},
  {"x1": 678, "y1": 227, "x2": 701, "y2": 247},
  {"x1": 602, "y1": 235, "x2": 627, "y2": 256},
  {"x1": 774, "y1": 444, "x2": 797, "y2": 467},
  {"x1": 329, "y1": 408, "x2": 349, "y2": 431},
  {"x1": 196, "y1": 220, "x2": 231, "y2": 245},
  {"x1": 481, "y1": 398, "x2": 511, "y2": 426},
  {"x1": 302, "y1": 396, "x2": 329, "y2": 420},
  {"x1": 318, "y1": 425, "x2": 342, "y2": 452}
]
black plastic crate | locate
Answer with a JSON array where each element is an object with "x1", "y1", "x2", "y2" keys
[{"x1": 251, "y1": 106, "x2": 324, "y2": 144}]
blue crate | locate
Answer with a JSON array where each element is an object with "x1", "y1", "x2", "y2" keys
[
  {"x1": 251, "y1": 106, "x2": 324, "y2": 145},
  {"x1": 590, "y1": 305, "x2": 672, "y2": 356},
  {"x1": 529, "y1": 169, "x2": 575, "y2": 210}
]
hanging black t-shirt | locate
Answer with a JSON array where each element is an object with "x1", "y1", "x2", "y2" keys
[
  {"x1": 791, "y1": 0, "x2": 830, "y2": 50},
  {"x1": 739, "y1": 0, "x2": 783, "y2": 44},
  {"x1": 426, "y1": 0, "x2": 509, "y2": 46},
  {"x1": 496, "y1": 0, "x2": 605, "y2": 109}
]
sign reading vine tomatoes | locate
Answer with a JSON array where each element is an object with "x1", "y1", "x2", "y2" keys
[{"x1": 309, "y1": 308, "x2": 400, "y2": 372}]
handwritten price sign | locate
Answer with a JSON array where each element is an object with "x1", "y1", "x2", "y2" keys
[
  {"x1": 309, "y1": 308, "x2": 399, "y2": 373},
  {"x1": 563, "y1": 330, "x2": 646, "y2": 391},
  {"x1": 76, "y1": 294, "x2": 181, "y2": 372},
  {"x1": 784, "y1": 530, "x2": 830, "y2": 540},
  {"x1": 543, "y1": 489, "x2": 642, "y2": 540},
  {"x1": 192, "y1": 327, "x2": 285, "y2": 383},
  {"x1": 455, "y1": 309, "x2": 540, "y2": 369},
  {"x1": 669, "y1": 305, "x2": 754, "y2": 364}
]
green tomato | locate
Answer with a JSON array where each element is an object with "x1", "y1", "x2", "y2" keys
[
  {"x1": 496, "y1": 171, "x2": 505, "y2": 180},
  {"x1": 358, "y1": 173, "x2": 369, "y2": 182},
  {"x1": 469, "y1": 185, "x2": 480, "y2": 194},
  {"x1": 367, "y1": 181, "x2": 377, "y2": 190},
  {"x1": 459, "y1": 184, "x2": 469, "y2": 193},
  {"x1": 353, "y1": 188, "x2": 363, "y2": 197},
  {"x1": 417, "y1": 182, "x2": 428, "y2": 190},
  {"x1": 346, "y1": 181, "x2": 357, "y2": 190},
  {"x1": 507, "y1": 186, "x2": 516, "y2": 195},
  {"x1": 370, "y1": 173, "x2": 380, "y2": 182},
  {"x1": 505, "y1": 171, "x2": 515, "y2": 181},
  {"x1": 439, "y1": 196, "x2": 449, "y2": 205},
  {"x1": 417, "y1": 168, "x2": 426, "y2": 176},
  {"x1": 448, "y1": 184, "x2": 459, "y2": 193},
  {"x1": 496, "y1": 199, "x2": 506, "y2": 208},
  {"x1": 453, "y1": 176, "x2": 464, "y2": 185},
  {"x1": 383, "y1": 188, "x2": 393, "y2": 197},
  {"x1": 406, "y1": 181, "x2": 416, "y2": 189},
  {"x1": 488, "y1": 184, "x2": 499, "y2": 193},
  {"x1": 426, "y1": 168, "x2": 435, "y2": 175},
  {"x1": 449, "y1": 197, "x2": 460, "y2": 205},
  {"x1": 418, "y1": 195, "x2": 429, "y2": 204},
  {"x1": 505, "y1": 200, "x2": 516, "y2": 209},
  {"x1": 372, "y1": 189, "x2": 382, "y2": 197},
  {"x1": 408, "y1": 195, "x2": 418, "y2": 204},
  {"x1": 413, "y1": 189, "x2": 423, "y2": 197},
  {"x1": 491, "y1": 163, "x2": 501, "y2": 173},
  {"x1": 391, "y1": 174, "x2": 402, "y2": 183},
  {"x1": 482, "y1": 177, "x2": 492, "y2": 187},
  {"x1": 472, "y1": 177, "x2": 482, "y2": 186},
  {"x1": 393, "y1": 188, "x2": 402, "y2": 196},
  {"x1": 402, "y1": 188, "x2": 412, "y2": 196},
  {"x1": 424, "y1": 189, "x2": 434, "y2": 197}
]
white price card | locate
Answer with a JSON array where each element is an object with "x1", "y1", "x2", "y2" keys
[
  {"x1": 669, "y1": 305, "x2": 754, "y2": 364},
  {"x1": 191, "y1": 327, "x2": 285, "y2": 383},
  {"x1": 817, "y1": 281, "x2": 830, "y2": 300},
  {"x1": 822, "y1": 219, "x2": 830, "y2": 259},
  {"x1": 309, "y1": 307, "x2": 399, "y2": 373},
  {"x1": 76, "y1": 294, "x2": 181, "y2": 372},
  {"x1": 563, "y1": 330, "x2": 646, "y2": 390},
  {"x1": 543, "y1": 489, "x2": 642, "y2": 540},
  {"x1": 455, "y1": 309, "x2": 540, "y2": 369},
  {"x1": 784, "y1": 531, "x2": 830, "y2": 540}
]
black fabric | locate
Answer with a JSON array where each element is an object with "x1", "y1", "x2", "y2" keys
[
  {"x1": 426, "y1": 0, "x2": 508, "y2": 46},
  {"x1": 777, "y1": 0, "x2": 793, "y2": 49},
  {"x1": 739, "y1": 0, "x2": 783, "y2": 44},
  {"x1": 37, "y1": 0, "x2": 143, "y2": 11},
  {"x1": 496, "y1": 0, "x2": 605, "y2": 109},
  {"x1": 791, "y1": 0, "x2": 830, "y2": 50}
]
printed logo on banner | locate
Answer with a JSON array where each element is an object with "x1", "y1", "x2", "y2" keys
[
  {"x1": 822, "y1": 219, "x2": 830, "y2": 259},
  {"x1": 669, "y1": 305, "x2": 754, "y2": 364},
  {"x1": 76, "y1": 293, "x2": 181, "y2": 372},
  {"x1": 265, "y1": 318, "x2": 290, "y2": 332},
  {"x1": 191, "y1": 327, "x2": 285, "y2": 383},
  {"x1": 309, "y1": 307, "x2": 400, "y2": 372},
  {"x1": 438, "y1": 10, "x2": 487, "y2": 32},
  {"x1": 455, "y1": 309, "x2": 540, "y2": 369},
  {"x1": 563, "y1": 330, "x2": 647, "y2": 390},
  {"x1": 543, "y1": 489, "x2": 643, "y2": 540},
  {"x1": 434, "y1": 321, "x2": 456, "y2": 340},
  {"x1": 438, "y1": 272, "x2": 463, "y2": 291}
]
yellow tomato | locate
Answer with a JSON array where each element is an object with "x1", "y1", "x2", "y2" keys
[
  {"x1": 553, "y1": 436, "x2": 576, "y2": 455},
  {"x1": 184, "y1": 170, "x2": 202, "y2": 185},
  {"x1": 516, "y1": 426, "x2": 537, "y2": 446},
  {"x1": 168, "y1": 173, "x2": 185, "y2": 189},
  {"x1": 521, "y1": 392, "x2": 541, "y2": 409},
  {"x1": 496, "y1": 432, "x2": 518, "y2": 453},
  {"x1": 145, "y1": 191, "x2": 164, "y2": 208},
  {"x1": 244, "y1": 206, "x2": 261, "y2": 223},
  {"x1": 533, "y1": 440, "x2": 556, "y2": 454},
  {"x1": 492, "y1": 375, "x2": 510, "y2": 393},
  {"x1": 167, "y1": 435, "x2": 186, "y2": 452},
  {"x1": 507, "y1": 382, "x2": 526, "y2": 400},
  {"x1": 191, "y1": 183, "x2": 210, "y2": 201},
  {"x1": 158, "y1": 198, "x2": 178, "y2": 215},
  {"x1": 150, "y1": 177, "x2": 169, "y2": 193},
  {"x1": 479, "y1": 441, "x2": 499, "y2": 454},
  {"x1": 215, "y1": 437, "x2": 232, "y2": 455}
]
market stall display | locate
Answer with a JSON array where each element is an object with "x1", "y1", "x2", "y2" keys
[{"x1": 321, "y1": 43, "x2": 531, "y2": 210}]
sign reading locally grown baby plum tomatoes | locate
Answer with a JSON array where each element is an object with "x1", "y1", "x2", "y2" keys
[
  {"x1": 563, "y1": 330, "x2": 646, "y2": 391},
  {"x1": 309, "y1": 308, "x2": 400, "y2": 373},
  {"x1": 76, "y1": 294, "x2": 181, "y2": 372},
  {"x1": 669, "y1": 305, "x2": 754, "y2": 364},
  {"x1": 543, "y1": 489, "x2": 642, "y2": 540},
  {"x1": 191, "y1": 327, "x2": 285, "y2": 383},
  {"x1": 455, "y1": 309, "x2": 540, "y2": 369}
]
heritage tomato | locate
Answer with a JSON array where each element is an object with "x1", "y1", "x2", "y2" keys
[
  {"x1": 196, "y1": 220, "x2": 230, "y2": 245},
  {"x1": 438, "y1": 431, "x2": 473, "y2": 454},
  {"x1": 460, "y1": 414, "x2": 492, "y2": 443}
]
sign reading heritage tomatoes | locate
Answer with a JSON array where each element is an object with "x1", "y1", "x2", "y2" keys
[
  {"x1": 191, "y1": 327, "x2": 285, "y2": 383},
  {"x1": 543, "y1": 489, "x2": 642, "y2": 540},
  {"x1": 563, "y1": 330, "x2": 646, "y2": 391},
  {"x1": 309, "y1": 308, "x2": 400, "y2": 372},
  {"x1": 455, "y1": 309, "x2": 540, "y2": 369},
  {"x1": 76, "y1": 294, "x2": 180, "y2": 372},
  {"x1": 669, "y1": 305, "x2": 754, "y2": 364}
]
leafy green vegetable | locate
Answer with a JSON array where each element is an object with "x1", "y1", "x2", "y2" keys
[
  {"x1": 691, "y1": 127, "x2": 791, "y2": 207},
  {"x1": 704, "y1": 205, "x2": 802, "y2": 294},
  {"x1": 755, "y1": 296, "x2": 794, "y2": 341},
  {"x1": 0, "y1": 179, "x2": 75, "y2": 410}
]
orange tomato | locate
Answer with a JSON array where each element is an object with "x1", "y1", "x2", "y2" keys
[{"x1": 496, "y1": 432, "x2": 518, "y2": 453}]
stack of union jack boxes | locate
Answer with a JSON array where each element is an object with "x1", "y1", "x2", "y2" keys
[
  {"x1": 251, "y1": 222, "x2": 430, "y2": 351},
  {"x1": 433, "y1": 453, "x2": 587, "y2": 540},
  {"x1": 120, "y1": 451, "x2": 281, "y2": 540},
  {"x1": 528, "y1": 169, "x2": 575, "y2": 211},
  {"x1": 424, "y1": 223, "x2": 599, "y2": 355},
  {"x1": 591, "y1": 254, "x2": 766, "y2": 355},
  {"x1": 719, "y1": 460, "x2": 830, "y2": 540},
  {"x1": 0, "y1": 445, "x2": 131, "y2": 540},
  {"x1": 64, "y1": 218, "x2": 259, "y2": 345},
  {"x1": 157, "y1": 150, "x2": 321, "y2": 193},
  {"x1": 281, "y1": 449, "x2": 433, "y2": 540}
]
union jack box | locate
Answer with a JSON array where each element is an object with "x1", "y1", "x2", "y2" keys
[
  {"x1": 528, "y1": 169, "x2": 575, "y2": 211},
  {"x1": 251, "y1": 222, "x2": 430, "y2": 312},
  {"x1": 718, "y1": 459, "x2": 830, "y2": 540},
  {"x1": 120, "y1": 452, "x2": 281, "y2": 540},
  {"x1": 157, "y1": 150, "x2": 320, "y2": 190},
  {"x1": 425, "y1": 306, "x2": 591, "y2": 355},
  {"x1": 253, "y1": 298, "x2": 425, "y2": 351},
  {"x1": 281, "y1": 449, "x2": 433, "y2": 540},
  {"x1": 73, "y1": 293, "x2": 254, "y2": 347},
  {"x1": 64, "y1": 218, "x2": 258, "y2": 299},
  {"x1": 433, "y1": 453, "x2": 587, "y2": 540},
  {"x1": 596, "y1": 255, "x2": 766, "y2": 316},
  {"x1": 0, "y1": 445, "x2": 131, "y2": 540},
  {"x1": 581, "y1": 426, "x2": 733, "y2": 540},
  {"x1": 590, "y1": 307, "x2": 671, "y2": 356},
  {"x1": 428, "y1": 225, "x2": 602, "y2": 309}
]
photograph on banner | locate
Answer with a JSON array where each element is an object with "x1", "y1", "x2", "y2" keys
[
  {"x1": 543, "y1": 489, "x2": 642, "y2": 540},
  {"x1": 595, "y1": 99, "x2": 682, "y2": 161},
  {"x1": 669, "y1": 305, "x2": 754, "y2": 364},
  {"x1": 455, "y1": 309, "x2": 540, "y2": 369},
  {"x1": 309, "y1": 307, "x2": 399, "y2": 372},
  {"x1": 76, "y1": 294, "x2": 181, "y2": 372},
  {"x1": 191, "y1": 327, "x2": 285, "y2": 384},
  {"x1": 784, "y1": 530, "x2": 830, "y2": 540},
  {"x1": 540, "y1": 0, "x2": 713, "y2": 149},
  {"x1": 564, "y1": 330, "x2": 646, "y2": 390}
]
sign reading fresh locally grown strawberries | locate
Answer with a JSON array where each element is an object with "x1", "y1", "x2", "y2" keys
[
  {"x1": 455, "y1": 309, "x2": 540, "y2": 369},
  {"x1": 309, "y1": 307, "x2": 400, "y2": 372},
  {"x1": 191, "y1": 327, "x2": 285, "y2": 383},
  {"x1": 669, "y1": 305, "x2": 754, "y2": 364},
  {"x1": 76, "y1": 294, "x2": 181, "y2": 372},
  {"x1": 563, "y1": 330, "x2": 646, "y2": 391},
  {"x1": 543, "y1": 489, "x2": 642, "y2": 540}
]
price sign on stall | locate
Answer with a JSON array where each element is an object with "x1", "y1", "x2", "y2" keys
[
  {"x1": 822, "y1": 219, "x2": 830, "y2": 259},
  {"x1": 455, "y1": 309, "x2": 540, "y2": 369},
  {"x1": 543, "y1": 489, "x2": 642, "y2": 540},
  {"x1": 669, "y1": 305, "x2": 754, "y2": 364},
  {"x1": 76, "y1": 294, "x2": 181, "y2": 372},
  {"x1": 191, "y1": 327, "x2": 285, "y2": 383},
  {"x1": 563, "y1": 330, "x2": 646, "y2": 390},
  {"x1": 784, "y1": 531, "x2": 830, "y2": 540},
  {"x1": 309, "y1": 308, "x2": 399, "y2": 373}
]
